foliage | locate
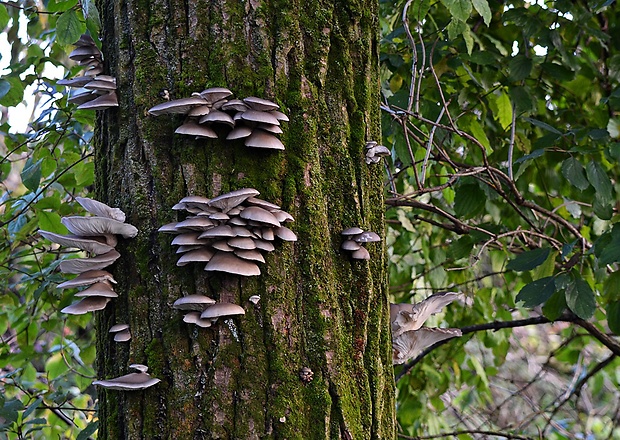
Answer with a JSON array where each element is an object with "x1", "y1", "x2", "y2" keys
[
  {"x1": 379, "y1": 0, "x2": 620, "y2": 438},
  {"x1": 1, "y1": 0, "x2": 620, "y2": 439}
]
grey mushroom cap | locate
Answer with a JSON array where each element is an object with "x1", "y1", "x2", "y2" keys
[
  {"x1": 39, "y1": 230, "x2": 115, "y2": 255},
  {"x1": 211, "y1": 240, "x2": 234, "y2": 252},
  {"x1": 129, "y1": 364, "x2": 150, "y2": 373},
  {"x1": 77, "y1": 92, "x2": 119, "y2": 110},
  {"x1": 198, "y1": 224, "x2": 235, "y2": 239},
  {"x1": 257, "y1": 123, "x2": 283, "y2": 134},
  {"x1": 240, "y1": 206, "x2": 281, "y2": 227},
  {"x1": 186, "y1": 105, "x2": 212, "y2": 117},
  {"x1": 226, "y1": 126, "x2": 253, "y2": 140},
  {"x1": 227, "y1": 237, "x2": 257, "y2": 250},
  {"x1": 392, "y1": 328, "x2": 462, "y2": 365},
  {"x1": 270, "y1": 110, "x2": 289, "y2": 122},
  {"x1": 74, "y1": 281, "x2": 118, "y2": 298},
  {"x1": 353, "y1": 231, "x2": 381, "y2": 243},
  {"x1": 158, "y1": 222, "x2": 183, "y2": 233},
  {"x1": 241, "y1": 110, "x2": 281, "y2": 126},
  {"x1": 351, "y1": 246, "x2": 371, "y2": 260},
  {"x1": 69, "y1": 45, "x2": 102, "y2": 60},
  {"x1": 243, "y1": 96, "x2": 280, "y2": 111},
  {"x1": 148, "y1": 96, "x2": 207, "y2": 116},
  {"x1": 75, "y1": 197, "x2": 126, "y2": 222},
  {"x1": 183, "y1": 312, "x2": 213, "y2": 328},
  {"x1": 59, "y1": 250, "x2": 121, "y2": 274},
  {"x1": 61, "y1": 296, "x2": 110, "y2": 315},
  {"x1": 114, "y1": 329, "x2": 132, "y2": 342},
  {"x1": 171, "y1": 232, "x2": 210, "y2": 246},
  {"x1": 253, "y1": 239, "x2": 275, "y2": 252},
  {"x1": 177, "y1": 248, "x2": 215, "y2": 266},
  {"x1": 93, "y1": 372, "x2": 161, "y2": 391},
  {"x1": 199, "y1": 87, "x2": 233, "y2": 103},
  {"x1": 68, "y1": 90, "x2": 98, "y2": 105},
  {"x1": 175, "y1": 121, "x2": 218, "y2": 139},
  {"x1": 245, "y1": 130, "x2": 285, "y2": 150},
  {"x1": 57, "y1": 76, "x2": 95, "y2": 87},
  {"x1": 172, "y1": 294, "x2": 216, "y2": 311},
  {"x1": 208, "y1": 212, "x2": 230, "y2": 221},
  {"x1": 341, "y1": 227, "x2": 364, "y2": 236},
  {"x1": 368, "y1": 145, "x2": 391, "y2": 157},
  {"x1": 274, "y1": 226, "x2": 297, "y2": 241},
  {"x1": 61, "y1": 216, "x2": 138, "y2": 238},
  {"x1": 200, "y1": 302, "x2": 245, "y2": 320},
  {"x1": 176, "y1": 216, "x2": 215, "y2": 231},
  {"x1": 84, "y1": 76, "x2": 117, "y2": 91},
  {"x1": 248, "y1": 295, "x2": 261, "y2": 304},
  {"x1": 199, "y1": 110, "x2": 235, "y2": 127},
  {"x1": 208, "y1": 188, "x2": 260, "y2": 212},
  {"x1": 57, "y1": 270, "x2": 117, "y2": 289},
  {"x1": 204, "y1": 251, "x2": 261, "y2": 276},
  {"x1": 177, "y1": 195, "x2": 212, "y2": 211},
  {"x1": 341, "y1": 239, "x2": 361, "y2": 251},
  {"x1": 245, "y1": 197, "x2": 281, "y2": 210},
  {"x1": 260, "y1": 228, "x2": 275, "y2": 241},
  {"x1": 109, "y1": 323, "x2": 130, "y2": 333},
  {"x1": 234, "y1": 249, "x2": 266, "y2": 263}
]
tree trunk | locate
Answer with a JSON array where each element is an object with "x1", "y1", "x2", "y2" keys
[{"x1": 94, "y1": 0, "x2": 394, "y2": 438}]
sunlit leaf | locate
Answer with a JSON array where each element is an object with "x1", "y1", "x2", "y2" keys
[
  {"x1": 440, "y1": 0, "x2": 472, "y2": 22},
  {"x1": 56, "y1": 10, "x2": 86, "y2": 45}
]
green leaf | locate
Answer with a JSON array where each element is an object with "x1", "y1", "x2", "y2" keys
[
  {"x1": 586, "y1": 161, "x2": 613, "y2": 204},
  {"x1": 440, "y1": 0, "x2": 472, "y2": 22},
  {"x1": 0, "y1": 77, "x2": 25, "y2": 107},
  {"x1": 77, "y1": 421, "x2": 99, "y2": 440},
  {"x1": 56, "y1": 10, "x2": 86, "y2": 45},
  {"x1": 471, "y1": 0, "x2": 491, "y2": 25},
  {"x1": 46, "y1": 0, "x2": 79, "y2": 12},
  {"x1": 524, "y1": 117, "x2": 562, "y2": 135},
  {"x1": 599, "y1": 234, "x2": 620, "y2": 265},
  {"x1": 447, "y1": 236, "x2": 474, "y2": 260},
  {"x1": 467, "y1": 118, "x2": 492, "y2": 154},
  {"x1": 0, "y1": 4, "x2": 9, "y2": 30},
  {"x1": 516, "y1": 276, "x2": 556, "y2": 307},
  {"x1": 37, "y1": 211, "x2": 67, "y2": 234},
  {"x1": 607, "y1": 301, "x2": 620, "y2": 335},
  {"x1": 20, "y1": 158, "x2": 43, "y2": 192},
  {"x1": 490, "y1": 91, "x2": 512, "y2": 130},
  {"x1": 508, "y1": 55, "x2": 533, "y2": 82},
  {"x1": 507, "y1": 248, "x2": 551, "y2": 272},
  {"x1": 542, "y1": 290, "x2": 567, "y2": 320},
  {"x1": 82, "y1": 0, "x2": 101, "y2": 30},
  {"x1": 407, "y1": 0, "x2": 431, "y2": 21},
  {"x1": 454, "y1": 184, "x2": 486, "y2": 219},
  {"x1": 565, "y1": 277, "x2": 596, "y2": 319},
  {"x1": 22, "y1": 397, "x2": 42, "y2": 419},
  {"x1": 540, "y1": 62, "x2": 575, "y2": 82},
  {"x1": 0, "y1": 79, "x2": 10, "y2": 100},
  {"x1": 561, "y1": 157, "x2": 590, "y2": 190},
  {"x1": 603, "y1": 270, "x2": 620, "y2": 302}
]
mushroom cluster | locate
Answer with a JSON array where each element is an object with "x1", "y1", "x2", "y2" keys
[
  {"x1": 391, "y1": 292, "x2": 463, "y2": 365},
  {"x1": 340, "y1": 228, "x2": 381, "y2": 260},
  {"x1": 38, "y1": 197, "x2": 138, "y2": 315},
  {"x1": 365, "y1": 141, "x2": 390, "y2": 164},
  {"x1": 159, "y1": 188, "x2": 296, "y2": 276},
  {"x1": 93, "y1": 363, "x2": 160, "y2": 391},
  {"x1": 57, "y1": 34, "x2": 119, "y2": 110},
  {"x1": 148, "y1": 89, "x2": 288, "y2": 150},
  {"x1": 175, "y1": 298, "x2": 246, "y2": 328}
]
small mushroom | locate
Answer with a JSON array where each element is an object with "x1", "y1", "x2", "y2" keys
[
  {"x1": 248, "y1": 295, "x2": 261, "y2": 304},
  {"x1": 183, "y1": 311, "x2": 213, "y2": 328},
  {"x1": 74, "y1": 281, "x2": 118, "y2": 298},
  {"x1": 148, "y1": 96, "x2": 208, "y2": 116},
  {"x1": 61, "y1": 296, "x2": 111, "y2": 315},
  {"x1": 109, "y1": 324, "x2": 131, "y2": 342},
  {"x1": 351, "y1": 247, "x2": 371, "y2": 260},
  {"x1": 200, "y1": 302, "x2": 245, "y2": 321},
  {"x1": 77, "y1": 92, "x2": 119, "y2": 110},
  {"x1": 57, "y1": 270, "x2": 117, "y2": 289},
  {"x1": 175, "y1": 121, "x2": 218, "y2": 139},
  {"x1": 208, "y1": 188, "x2": 260, "y2": 212},
  {"x1": 243, "y1": 96, "x2": 280, "y2": 111},
  {"x1": 59, "y1": 249, "x2": 121, "y2": 274},
  {"x1": 172, "y1": 294, "x2": 216, "y2": 312},
  {"x1": 244, "y1": 130, "x2": 285, "y2": 150},
  {"x1": 93, "y1": 368, "x2": 161, "y2": 390},
  {"x1": 75, "y1": 197, "x2": 126, "y2": 222},
  {"x1": 392, "y1": 328, "x2": 462, "y2": 365}
]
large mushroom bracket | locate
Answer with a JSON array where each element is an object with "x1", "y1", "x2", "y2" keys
[
  {"x1": 160, "y1": 188, "x2": 296, "y2": 327},
  {"x1": 390, "y1": 292, "x2": 464, "y2": 365},
  {"x1": 57, "y1": 34, "x2": 119, "y2": 110},
  {"x1": 38, "y1": 197, "x2": 138, "y2": 315},
  {"x1": 148, "y1": 89, "x2": 288, "y2": 150},
  {"x1": 93, "y1": 364, "x2": 160, "y2": 391}
]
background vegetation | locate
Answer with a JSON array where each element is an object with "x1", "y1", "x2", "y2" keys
[{"x1": 1, "y1": 0, "x2": 619, "y2": 438}]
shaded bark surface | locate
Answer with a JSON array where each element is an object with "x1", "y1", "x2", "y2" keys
[{"x1": 95, "y1": 0, "x2": 394, "y2": 438}]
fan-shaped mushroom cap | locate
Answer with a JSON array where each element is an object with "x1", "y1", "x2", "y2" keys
[
  {"x1": 341, "y1": 227, "x2": 364, "y2": 236},
  {"x1": 39, "y1": 230, "x2": 115, "y2": 255},
  {"x1": 227, "y1": 237, "x2": 256, "y2": 250},
  {"x1": 392, "y1": 328, "x2": 462, "y2": 365},
  {"x1": 351, "y1": 246, "x2": 371, "y2": 260},
  {"x1": 175, "y1": 121, "x2": 218, "y2": 138},
  {"x1": 171, "y1": 232, "x2": 210, "y2": 246},
  {"x1": 274, "y1": 226, "x2": 297, "y2": 241},
  {"x1": 240, "y1": 206, "x2": 280, "y2": 227},
  {"x1": 253, "y1": 240, "x2": 275, "y2": 252},
  {"x1": 208, "y1": 212, "x2": 230, "y2": 221},
  {"x1": 259, "y1": 227, "x2": 275, "y2": 241},
  {"x1": 204, "y1": 251, "x2": 261, "y2": 276},
  {"x1": 176, "y1": 248, "x2": 215, "y2": 266},
  {"x1": 109, "y1": 323, "x2": 130, "y2": 333},
  {"x1": 221, "y1": 99, "x2": 250, "y2": 112},
  {"x1": 199, "y1": 110, "x2": 235, "y2": 127},
  {"x1": 183, "y1": 311, "x2": 213, "y2": 327},
  {"x1": 208, "y1": 188, "x2": 260, "y2": 212},
  {"x1": 57, "y1": 270, "x2": 117, "y2": 289},
  {"x1": 248, "y1": 295, "x2": 261, "y2": 304},
  {"x1": 241, "y1": 110, "x2": 281, "y2": 126},
  {"x1": 61, "y1": 216, "x2": 138, "y2": 238},
  {"x1": 231, "y1": 226, "x2": 254, "y2": 237},
  {"x1": 210, "y1": 240, "x2": 234, "y2": 252},
  {"x1": 226, "y1": 126, "x2": 253, "y2": 140},
  {"x1": 234, "y1": 249, "x2": 266, "y2": 263},
  {"x1": 245, "y1": 130, "x2": 285, "y2": 150},
  {"x1": 61, "y1": 296, "x2": 110, "y2": 314},
  {"x1": 198, "y1": 224, "x2": 235, "y2": 239},
  {"x1": 75, "y1": 197, "x2": 126, "y2": 222},
  {"x1": 368, "y1": 145, "x2": 391, "y2": 157},
  {"x1": 68, "y1": 90, "x2": 97, "y2": 105},
  {"x1": 353, "y1": 231, "x2": 381, "y2": 243},
  {"x1": 172, "y1": 294, "x2": 216, "y2": 311},
  {"x1": 158, "y1": 222, "x2": 183, "y2": 233},
  {"x1": 59, "y1": 249, "x2": 121, "y2": 274},
  {"x1": 175, "y1": 245, "x2": 204, "y2": 254},
  {"x1": 270, "y1": 110, "x2": 289, "y2": 122},
  {"x1": 74, "y1": 281, "x2": 118, "y2": 298},
  {"x1": 243, "y1": 96, "x2": 279, "y2": 111},
  {"x1": 148, "y1": 96, "x2": 207, "y2": 116},
  {"x1": 57, "y1": 76, "x2": 95, "y2": 87},
  {"x1": 93, "y1": 372, "x2": 161, "y2": 390},
  {"x1": 200, "y1": 302, "x2": 245, "y2": 320},
  {"x1": 187, "y1": 105, "x2": 212, "y2": 117},
  {"x1": 199, "y1": 87, "x2": 233, "y2": 103},
  {"x1": 341, "y1": 240, "x2": 361, "y2": 251},
  {"x1": 245, "y1": 197, "x2": 281, "y2": 210},
  {"x1": 114, "y1": 329, "x2": 132, "y2": 342},
  {"x1": 84, "y1": 76, "x2": 117, "y2": 91},
  {"x1": 257, "y1": 123, "x2": 283, "y2": 134},
  {"x1": 177, "y1": 195, "x2": 212, "y2": 212},
  {"x1": 391, "y1": 291, "x2": 463, "y2": 337},
  {"x1": 175, "y1": 217, "x2": 215, "y2": 231},
  {"x1": 77, "y1": 92, "x2": 119, "y2": 110}
]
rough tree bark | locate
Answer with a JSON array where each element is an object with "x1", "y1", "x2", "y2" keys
[{"x1": 94, "y1": 0, "x2": 394, "y2": 438}]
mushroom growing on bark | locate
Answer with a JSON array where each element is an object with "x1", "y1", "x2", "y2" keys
[
  {"x1": 93, "y1": 364, "x2": 160, "y2": 390},
  {"x1": 340, "y1": 228, "x2": 381, "y2": 260},
  {"x1": 364, "y1": 141, "x2": 391, "y2": 164},
  {"x1": 390, "y1": 292, "x2": 464, "y2": 365}
]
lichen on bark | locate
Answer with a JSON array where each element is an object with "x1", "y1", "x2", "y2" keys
[{"x1": 95, "y1": 0, "x2": 394, "y2": 438}]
